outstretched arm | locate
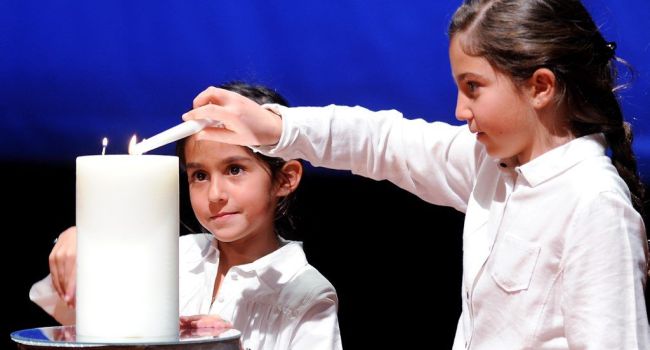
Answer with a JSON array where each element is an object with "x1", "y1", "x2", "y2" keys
[{"x1": 182, "y1": 86, "x2": 479, "y2": 211}]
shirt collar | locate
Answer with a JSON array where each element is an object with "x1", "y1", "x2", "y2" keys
[
  {"x1": 190, "y1": 235, "x2": 308, "y2": 291},
  {"x1": 233, "y1": 237, "x2": 308, "y2": 289},
  {"x1": 497, "y1": 133, "x2": 607, "y2": 187}
]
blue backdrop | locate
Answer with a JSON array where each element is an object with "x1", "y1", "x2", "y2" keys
[{"x1": 2, "y1": 0, "x2": 649, "y2": 177}]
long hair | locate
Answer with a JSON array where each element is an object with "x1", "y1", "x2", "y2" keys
[{"x1": 449, "y1": 0, "x2": 645, "y2": 217}]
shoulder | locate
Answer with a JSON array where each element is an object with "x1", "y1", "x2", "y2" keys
[
  {"x1": 564, "y1": 156, "x2": 644, "y2": 240},
  {"x1": 179, "y1": 232, "x2": 212, "y2": 248},
  {"x1": 276, "y1": 264, "x2": 339, "y2": 320},
  {"x1": 179, "y1": 233, "x2": 213, "y2": 261},
  {"x1": 271, "y1": 242, "x2": 338, "y2": 309},
  {"x1": 568, "y1": 155, "x2": 632, "y2": 204},
  {"x1": 285, "y1": 264, "x2": 337, "y2": 298}
]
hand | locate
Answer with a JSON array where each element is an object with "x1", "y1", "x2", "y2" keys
[
  {"x1": 49, "y1": 226, "x2": 77, "y2": 308},
  {"x1": 180, "y1": 314, "x2": 233, "y2": 332},
  {"x1": 182, "y1": 86, "x2": 283, "y2": 147},
  {"x1": 179, "y1": 326, "x2": 232, "y2": 339},
  {"x1": 51, "y1": 325, "x2": 76, "y2": 341}
]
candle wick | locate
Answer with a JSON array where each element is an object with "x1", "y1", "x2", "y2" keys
[{"x1": 101, "y1": 137, "x2": 109, "y2": 156}]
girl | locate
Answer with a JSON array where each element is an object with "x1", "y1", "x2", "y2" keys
[
  {"x1": 182, "y1": 1, "x2": 649, "y2": 349},
  {"x1": 30, "y1": 82, "x2": 342, "y2": 350}
]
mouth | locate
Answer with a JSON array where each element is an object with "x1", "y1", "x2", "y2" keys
[
  {"x1": 474, "y1": 131, "x2": 487, "y2": 142},
  {"x1": 210, "y1": 212, "x2": 237, "y2": 221}
]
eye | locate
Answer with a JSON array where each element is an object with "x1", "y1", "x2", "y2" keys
[
  {"x1": 466, "y1": 81, "x2": 478, "y2": 93},
  {"x1": 189, "y1": 170, "x2": 208, "y2": 182},
  {"x1": 227, "y1": 165, "x2": 243, "y2": 176}
]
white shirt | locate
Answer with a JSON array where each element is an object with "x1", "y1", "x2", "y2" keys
[
  {"x1": 179, "y1": 234, "x2": 341, "y2": 350},
  {"x1": 30, "y1": 234, "x2": 342, "y2": 350},
  {"x1": 259, "y1": 104, "x2": 650, "y2": 350}
]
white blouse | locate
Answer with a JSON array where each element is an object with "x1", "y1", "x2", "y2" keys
[
  {"x1": 30, "y1": 234, "x2": 342, "y2": 350},
  {"x1": 259, "y1": 104, "x2": 650, "y2": 350},
  {"x1": 179, "y1": 234, "x2": 341, "y2": 350}
]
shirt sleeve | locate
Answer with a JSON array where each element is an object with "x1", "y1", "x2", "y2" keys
[
  {"x1": 29, "y1": 275, "x2": 76, "y2": 325},
  {"x1": 290, "y1": 289, "x2": 342, "y2": 350},
  {"x1": 258, "y1": 104, "x2": 483, "y2": 212},
  {"x1": 562, "y1": 191, "x2": 650, "y2": 349}
]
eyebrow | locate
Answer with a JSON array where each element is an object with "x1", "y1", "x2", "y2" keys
[
  {"x1": 185, "y1": 155, "x2": 254, "y2": 170},
  {"x1": 455, "y1": 72, "x2": 483, "y2": 82}
]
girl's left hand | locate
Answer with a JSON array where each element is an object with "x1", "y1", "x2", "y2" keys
[{"x1": 180, "y1": 314, "x2": 233, "y2": 331}]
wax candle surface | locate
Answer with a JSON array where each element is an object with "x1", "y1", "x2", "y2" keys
[{"x1": 76, "y1": 155, "x2": 179, "y2": 342}]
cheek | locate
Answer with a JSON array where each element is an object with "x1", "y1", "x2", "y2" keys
[
  {"x1": 243, "y1": 186, "x2": 277, "y2": 219},
  {"x1": 483, "y1": 101, "x2": 524, "y2": 133},
  {"x1": 188, "y1": 188, "x2": 207, "y2": 214}
]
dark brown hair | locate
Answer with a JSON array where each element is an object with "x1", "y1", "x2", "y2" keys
[
  {"x1": 176, "y1": 81, "x2": 298, "y2": 236},
  {"x1": 449, "y1": 0, "x2": 645, "y2": 216}
]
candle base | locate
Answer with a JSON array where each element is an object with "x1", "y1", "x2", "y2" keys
[{"x1": 76, "y1": 332, "x2": 180, "y2": 344}]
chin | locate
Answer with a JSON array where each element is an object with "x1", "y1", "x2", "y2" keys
[
  {"x1": 214, "y1": 236, "x2": 240, "y2": 243},
  {"x1": 484, "y1": 145, "x2": 510, "y2": 160},
  {"x1": 210, "y1": 231, "x2": 245, "y2": 243}
]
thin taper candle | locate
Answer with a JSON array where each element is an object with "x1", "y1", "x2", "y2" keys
[
  {"x1": 129, "y1": 119, "x2": 223, "y2": 155},
  {"x1": 101, "y1": 137, "x2": 108, "y2": 155}
]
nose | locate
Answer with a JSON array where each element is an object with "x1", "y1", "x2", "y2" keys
[
  {"x1": 208, "y1": 178, "x2": 228, "y2": 203},
  {"x1": 455, "y1": 93, "x2": 472, "y2": 122}
]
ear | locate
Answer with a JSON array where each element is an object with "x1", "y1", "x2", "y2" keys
[
  {"x1": 528, "y1": 68, "x2": 556, "y2": 110},
  {"x1": 274, "y1": 160, "x2": 303, "y2": 197}
]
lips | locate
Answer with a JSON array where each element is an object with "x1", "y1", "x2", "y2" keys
[{"x1": 210, "y1": 212, "x2": 237, "y2": 220}]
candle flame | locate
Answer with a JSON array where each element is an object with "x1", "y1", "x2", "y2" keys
[
  {"x1": 128, "y1": 135, "x2": 140, "y2": 155},
  {"x1": 101, "y1": 137, "x2": 108, "y2": 155}
]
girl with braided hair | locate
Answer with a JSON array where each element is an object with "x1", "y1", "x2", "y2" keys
[{"x1": 182, "y1": 1, "x2": 649, "y2": 348}]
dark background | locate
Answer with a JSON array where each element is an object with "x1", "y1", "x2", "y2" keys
[
  {"x1": 2, "y1": 1, "x2": 648, "y2": 348},
  {"x1": 3, "y1": 164, "x2": 466, "y2": 349}
]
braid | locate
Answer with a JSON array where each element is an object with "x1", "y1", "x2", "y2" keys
[
  {"x1": 568, "y1": 55, "x2": 646, "y2": 220},
  {"x1": 605, "y1": 123, "x2": 646, "y2": 217}
]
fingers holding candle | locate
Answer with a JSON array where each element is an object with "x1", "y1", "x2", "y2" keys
[
  {"x1": 48, "y1": 226, "x2": 78, "y2": 307},
  {"x1": 183, "y1": 87, "x2": 283, "y2": 147},
  {"x1": 191, "y1": 86, "x2": 230, "y2": 108}
]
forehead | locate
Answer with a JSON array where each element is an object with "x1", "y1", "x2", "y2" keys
[
  {"x1": 184, "y1": 138, "x2": 252, "y2": 161},
  {"x1": 449, "y1": 35, "x2": 497, "y2": 78}
]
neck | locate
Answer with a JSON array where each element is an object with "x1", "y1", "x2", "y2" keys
[
  {"x1": 517, "y1": 106, "x2": 574, "y2": 164},
  {"x1": 518, "y1": 131, "x2": 573, "y2": 165},
  {"x1": 217, "y1": 231, "x2": 280, "y2": 268}
]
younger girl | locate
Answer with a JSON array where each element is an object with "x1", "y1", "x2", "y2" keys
[
  {"x1": 182, "y1": 1, "x2": 649, "y2": 349},
  {"x1": 30, "y1": 82, "x2": 342, "y2": 350}
]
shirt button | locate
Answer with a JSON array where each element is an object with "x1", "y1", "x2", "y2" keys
[
  {"x1": 218, "y1": 297, "x2": 224, "y2": 303},
  {"x1": 230, "y1": 274, "x2": 238, "y2": 281}
]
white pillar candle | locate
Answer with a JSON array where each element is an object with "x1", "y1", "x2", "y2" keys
[{"x1": 76, "y1": 155, "x2": 179, "y2": 342}]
